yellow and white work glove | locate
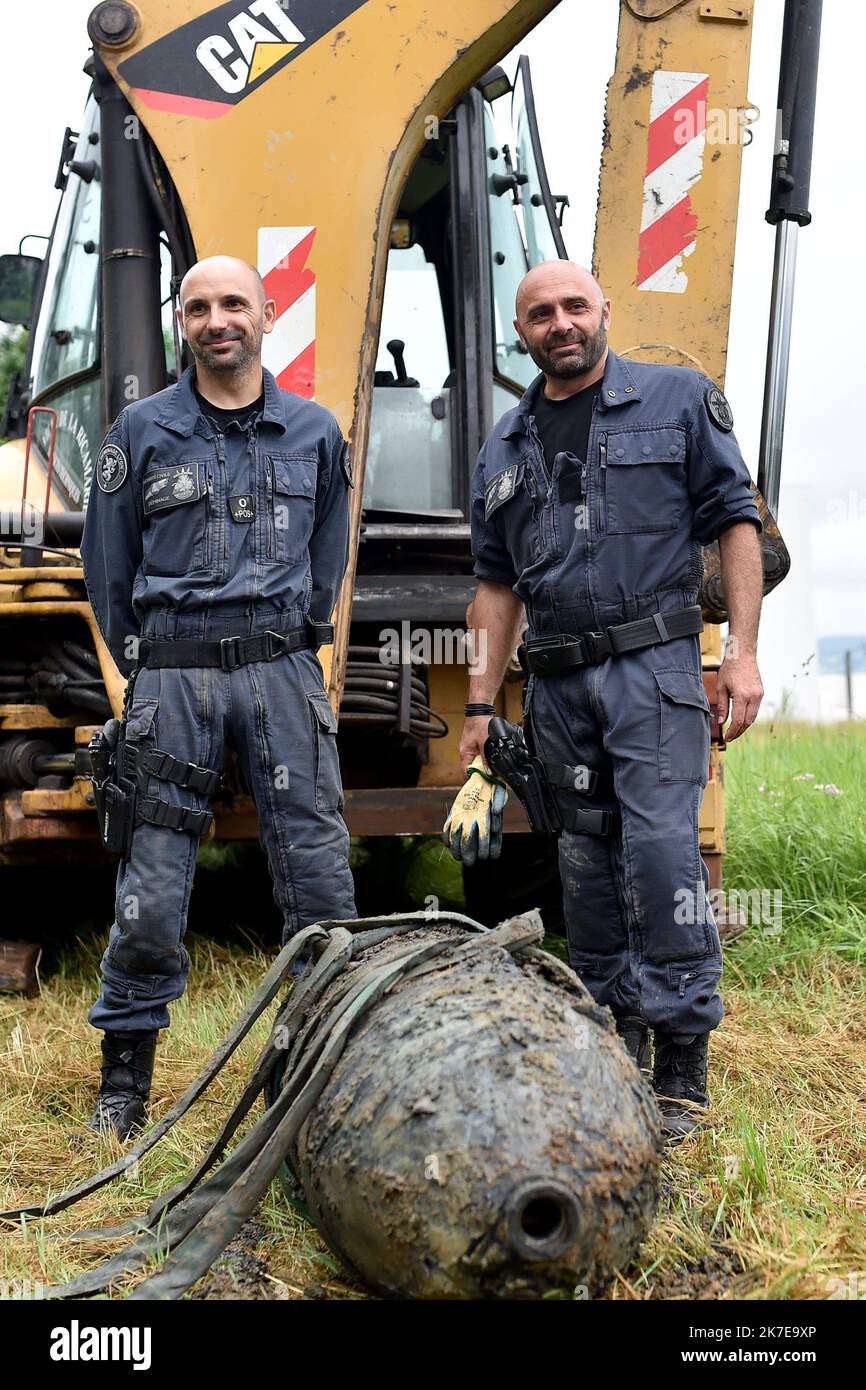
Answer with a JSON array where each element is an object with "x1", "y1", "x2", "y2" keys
[{"x1": 442, "y1": 756, "x2": 508, "y2": 865}]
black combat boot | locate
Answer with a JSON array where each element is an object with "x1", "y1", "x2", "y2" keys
[
  {"x1": 614, "y1": 1013, "x2": 652, "y2": 1073},
  {"x1": 87, "y1": 1030, "x2": 158, "y2": 1141},
  {"x1": 652, "y1": 1031, "x2": 710, "y2": 1144}
]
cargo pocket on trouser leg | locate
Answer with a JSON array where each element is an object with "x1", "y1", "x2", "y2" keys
[
  {"x1": 653, "y1": 669, "x2": 711, "y2": 784},
  {"x1": 307, "y1": 692, "x2": 345, "y2": 812}
]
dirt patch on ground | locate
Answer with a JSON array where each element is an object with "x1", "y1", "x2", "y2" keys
[
  {"x1": 616, "y1": 1177, "x2": 751, "y2": 1300},
  {"x1": 188, "y1": 1220, "x2": 362, "y2": 1300},
  {"x1": 190, "y1": 1222, "x2": 279, "y2": 1301},
  {"x1": 642, "y1": 1245, "x2": 748, "y2": 1300}
]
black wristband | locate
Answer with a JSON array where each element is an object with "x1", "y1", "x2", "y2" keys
[{"x1": 464, "y1": 702, "x2": 495, "y2": 717}]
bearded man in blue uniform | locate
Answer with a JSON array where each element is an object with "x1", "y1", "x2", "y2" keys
[{"x1": 459, "y1": 261, "x2": 764, "y2": 1142}]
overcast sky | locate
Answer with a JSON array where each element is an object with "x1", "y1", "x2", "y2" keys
[{"x1": 2, "y1": 0, "x2": 863, "y2": 696}]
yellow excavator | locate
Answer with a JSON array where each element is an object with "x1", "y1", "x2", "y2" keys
[{"x1": 0, "y1": 0, "x2": 818, "y2": 965}]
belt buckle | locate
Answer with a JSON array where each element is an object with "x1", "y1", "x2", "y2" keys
[
  {"x1": 525, "y1": 633, "x2": 572, "y2": 673},
  {"x1": 526, "y1": 634, "x2": 569, "y2": 657},
  {"x1": 305, "y1": 618, "x2": 334, "y2": 650},
  {"x1": 219, "y1": 636, "x2": 242, "y2": 671},
  {"x1": 264, "y1": 630, "x2": 287, "y2": 660},
  {"x1": 582, "y1": 629, "x2": 614, "y2": 663}
]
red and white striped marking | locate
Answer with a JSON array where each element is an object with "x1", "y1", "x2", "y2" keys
[
  {"x1": 258, "y1": 227, "x2": 317, "y2": 398},
  {"x1": 637, "y1": 71, "x2": 709, "y2": 294}
]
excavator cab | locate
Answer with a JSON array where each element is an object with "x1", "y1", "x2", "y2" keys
[
  {"x1": 340, "y1": 57, "x2": 568, "y2": 811},
  {"x1": 363, "y1": 57, "x2": 567, "y2": 520}
]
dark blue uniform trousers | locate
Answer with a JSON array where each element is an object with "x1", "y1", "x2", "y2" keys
[
  {"x1": 526, "y1": 634, "x2": 723, "y2": 1037},
  {"x1": 89, "y1": 607, "x2": 357, "y2": 1032}
]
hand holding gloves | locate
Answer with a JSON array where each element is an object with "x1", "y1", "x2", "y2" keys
[{"x1": 442, "y1": 756, "x2": 508, "y2": 865}]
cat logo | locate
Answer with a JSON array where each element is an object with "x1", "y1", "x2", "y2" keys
[
  {"x1": 118, "y1": 0, "x2": 370, "y2": 120},
  {"x1": 196, "y1": 0, "x2": 306, "y2": 96}
]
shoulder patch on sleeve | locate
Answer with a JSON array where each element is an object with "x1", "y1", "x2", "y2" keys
[
  {"x1": 485, "y1": 465, "x2": 518, "y2": 520},
  {"x1": 705, "y1": 384, "x2": 734, "y2": 432},
  {"x1": 340, "y1": 441, "x2": 354, "y2": 488},
  {"x1": 95, "y1": 442, "x2": 129, "y2": 493}
]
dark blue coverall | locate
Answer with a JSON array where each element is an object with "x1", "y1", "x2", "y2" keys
[
  {"x1": 470, "y1": 350, "x2": 762, "y2": 1036},
  {"x1": 81, "y1": 365, "x2": 357, "y2": 1032}
]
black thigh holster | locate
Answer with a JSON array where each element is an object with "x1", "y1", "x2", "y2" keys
[
  {"x1": 88, "y1": 689, "x2": 220, "y2": 858},
  {"x1": 484, "y1": 718, "x2": 618, "y2": 839},
  {"x1": 89, "y1": 718, "x2": 138, "y2": 857}
]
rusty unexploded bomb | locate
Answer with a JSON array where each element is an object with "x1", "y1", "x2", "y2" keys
[
  {"x1": 5, "y1": 912, "x2": 660, "y2": 1301},
  {"x1": 273, "y1": 913, "x2": 661, "y2": 1298}
]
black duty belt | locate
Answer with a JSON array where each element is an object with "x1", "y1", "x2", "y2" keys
[
  {"x1": 519, "y1": 605, "x2": 703, "y2": 677},
  {"x1": 138, "y1": 620, "x2": 334, "y2": 672}
]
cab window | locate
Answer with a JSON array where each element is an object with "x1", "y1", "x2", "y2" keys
[
  {"x1": 30, "y1": 104, "x2": 101, "y2": 399},
  {"x1": 365, "y1": 243, "x2": 455, "y2": 513}
]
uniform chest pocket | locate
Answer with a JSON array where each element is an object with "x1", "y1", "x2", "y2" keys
[
  {"x1": 141, "y1": 461, "x2": 211, "y2": 577},
  {"x1": 603, "y1": 428, "x2": 686, "y2": 535},
  {"x1": 268, "y1": 454, "x2": 318, "y2": 563}
]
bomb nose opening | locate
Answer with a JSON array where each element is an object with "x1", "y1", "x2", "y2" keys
[
  {"x1": 505, "y1": 1179, "x2": 582, "y2": 1261},
  {"x1": 520, "y1": 1195, "x2": 565, "y2": 1242}
]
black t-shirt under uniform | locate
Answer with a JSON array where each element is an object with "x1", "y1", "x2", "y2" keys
[
  {"x1": 533, "y1": 380, "x2": 601, "y2": 501},
  {"x1": 194, "y1": 386, "x2": 264, "y2": 435}
]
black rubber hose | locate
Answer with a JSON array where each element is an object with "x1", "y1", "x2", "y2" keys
[
  {"x1": 339, "y1": 714, "x2": 447, "y2": 737},
  {"x1": 62, "y1": 685, "x2": 112, "y2": 717},
  {"x1": 343, "y1": 677, "x2": 429, "y2": 700},
  {"x1": 52, "y1": 641, "x2": 100, "y2": 679},
  {"x1": 340, "y1": 694, "x2": 404, "y2": 715},
  {"x1": 62, "y1": 639, "x2": 101, "y2": 670},
  {"x1": 342, "y1": 647, "x2": 446, "y2": 735}
]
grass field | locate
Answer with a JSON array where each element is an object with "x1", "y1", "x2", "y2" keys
[{"x1": 1, "y1": 721, "x2": 864, "y2": 1300}]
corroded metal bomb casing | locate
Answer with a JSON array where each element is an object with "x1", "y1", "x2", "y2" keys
[{"x1": 287, "y1": 919, "x2": 661, "y2": 1298}]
